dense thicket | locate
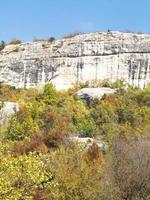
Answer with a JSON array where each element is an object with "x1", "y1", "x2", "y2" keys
[{"x1": 0, "y1": 81, "x2": 150, "y2": 200}]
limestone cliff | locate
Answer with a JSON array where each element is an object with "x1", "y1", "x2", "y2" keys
[{"x1": 1, "y1": 31, "x2": 150, "y2": 89}]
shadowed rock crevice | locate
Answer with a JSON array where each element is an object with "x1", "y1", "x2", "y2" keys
[{"x1": 1, "y1": 31, "x2": 150, "y2": 89}]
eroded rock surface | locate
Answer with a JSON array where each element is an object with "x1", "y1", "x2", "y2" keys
[
  {"x1": 1, "y1": 31, "x2": 150, "y2": 89},
  {"x1": 76, "y1": 87, "x2": 115, "y2": 103},
  {"x1": 68, "y1": 136, "x2": 106, "y2": 153},
  {"x1": 0, "y1": 102, "x2": 19, "y2": 124}
]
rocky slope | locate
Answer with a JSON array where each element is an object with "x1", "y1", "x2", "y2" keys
[{"x1": 1, "y1": 31, "x2": 150, "y2": 89}]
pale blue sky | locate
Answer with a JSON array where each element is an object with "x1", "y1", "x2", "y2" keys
[{"x1": 0, "y1": 0, "x2": 149, "y2": 42}]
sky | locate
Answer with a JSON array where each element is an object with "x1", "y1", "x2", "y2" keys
[{"x1": 0, "y1": 0, "x2": 150, "y2": 42}]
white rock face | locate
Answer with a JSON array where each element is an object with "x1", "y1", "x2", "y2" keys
[
  {"x1": 76, "y1": 87, "x2": 115, "y2": 102},
  {"x1": 68, "y1": 136, "x2": 94, "y2": 143},
  {"x1": 0, "y1": 102, "x2": 19, "y2": 124},
  {"x1": 68, "y1": 136, "x2": 106, "y2": 152},
  {"x1": 1, "y1": 31, "x2": 150, "y2": 89}
]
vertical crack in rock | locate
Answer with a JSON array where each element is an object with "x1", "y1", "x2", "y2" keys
[{"x1": 1, "y1": 32, "x2": 150, "y2": 89}]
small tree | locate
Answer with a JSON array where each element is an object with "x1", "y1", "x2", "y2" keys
[
  {"x1": 0, "y1": 40, "x2": 5, "y2": 51},
  {"x1": 48, "y1": 37, "x2": 56, "y2": 43}
]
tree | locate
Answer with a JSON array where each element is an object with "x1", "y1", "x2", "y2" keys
[
  {"x1": 48, "y1": 37, "x2": 56, "y2": 43},
  {"x1": 0, "y1": 40, "x2": 5, "y2": 51},
  {"x1": 0, "y1": 153, "x2": 55, "y2": 200}
]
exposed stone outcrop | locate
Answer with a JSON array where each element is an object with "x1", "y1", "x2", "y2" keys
[
  {"x1": 67, "y1": 136, "x2": 106, "y2": 153},
  {"x1": 0, "y1": 102, "x2": 19, "y2": 124},
  {"x1": 76, "y1": 87, "x2": 115, "y2": 104},
  {"x1": 1, "y1": 31, "x2": 150, "y2": 89}
]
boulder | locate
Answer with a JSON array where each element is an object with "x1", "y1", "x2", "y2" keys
[
  {"x1": 0, "y1": 102, "x2": 19, "y2": 124},
  {"x1": 76, "y1": 87, "x2": 115, "y2": 104},
  {"x1": 68, "y1": 136, "x2": 106, "y2": 153}
]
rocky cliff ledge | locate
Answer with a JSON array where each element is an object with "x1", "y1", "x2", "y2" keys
[{"x1": 1, "y1": 31, "x2": 150, "y2": 89}]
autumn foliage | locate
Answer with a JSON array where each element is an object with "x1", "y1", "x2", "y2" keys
[{"x1": 0, "y1": 82, "x2": 150, "y2": 199}]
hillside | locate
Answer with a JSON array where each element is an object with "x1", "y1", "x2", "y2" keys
[
  {"x1": 1, "y1": 31, "x2": 150, "y2": 89},
  {"x1": 0, "y1": 31, "x2": 150, "y2": 200},
  {"x1": 0, "y1": 82, "x2": 150, "y2": 199}
]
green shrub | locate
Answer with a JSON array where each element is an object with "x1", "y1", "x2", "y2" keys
[
  {"x1": 77, "y1": 118, "x2": 98, "y2": 137},
  {"x1": 41, "y1": 83, "x2": 57, "y2": 105},
  {"x1": 48, "y1": 37, "x2": 56, "y2": 43},
  {"x1": 63, "y1": 32, "x2": 85, "y2": 39}
]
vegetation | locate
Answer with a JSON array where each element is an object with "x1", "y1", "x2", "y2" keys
[
  {"x1": 0, "y1": 40, "x2": 5, "y2": 51},
  {"x1": 0, "y1": 101, "x2": 4, "y2": 109},
  {"x1": 0, "y1": 81, "x2": 150, "y2": 199},
  {"x1": 34, "y1": 38, "x2": 47, "y2": 42},
  {"x1": 48, "y1": 37, "x2": 56, "y2": 43},
  {"x1": 8, "y1": 39, "x2": 22, "y2": 45},
  {"x1": 63, "y1": 32, "x2": 85, "y2": 39}
]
